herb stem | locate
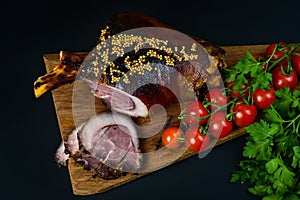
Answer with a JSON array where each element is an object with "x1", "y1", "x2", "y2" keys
[{"x1": 284, "y1": 113, "x2": 300, "y2": 131}]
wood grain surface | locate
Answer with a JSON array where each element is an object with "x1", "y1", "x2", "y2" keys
[{"x1": 43, "y1": 44, "x2": 277, "y2": 195}]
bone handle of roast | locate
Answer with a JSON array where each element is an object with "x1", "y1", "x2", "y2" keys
[
  {"x1": 33, "y1": 12, "x2": 226, "y2": 98},
  {"x1": 59, "y1": 51, "x2": 85, "y2": 64}
]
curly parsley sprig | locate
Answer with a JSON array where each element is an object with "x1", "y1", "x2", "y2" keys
[
  {"x1": 231, "y1": 87, "x2": 300, "y2": 199},
  {"x1": 224, "y1": 42, "x2": 300, "y2": 96}
]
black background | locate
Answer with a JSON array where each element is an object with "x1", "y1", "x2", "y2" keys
[{"x1": 2, "y1": 0, "x2": 300, "y2": 199}]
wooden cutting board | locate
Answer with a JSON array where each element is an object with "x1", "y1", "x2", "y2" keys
[{"x1": 43, "y1": 44, "x2": 281, "y2": 195}]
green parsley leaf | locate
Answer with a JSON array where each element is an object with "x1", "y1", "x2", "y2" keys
[
  {"x1": 292, "y1": 146, "x2": 300, "y2": 168},
  {"x1": 243, "y1": 120, "x2": 281, "y2": 160},
  {"x1": 263, "y1": 105, "x2": 283, "y2": 123},
  {"x1": 224, "y1": 68, "x2": 238, "y2": 82},
  {"x1": 234, "y1": 50, "x2": 257, "y2": 75},
  {"x1": 293, "y1": 90, "x2": 300, "y2": 98},
  {"x1": 266, "y1": 158, "x2": 281, "y2": 174},
  {"x1": 228, "y1": 44, "x2": 300, "y2": 199},
  {"x1": 273, "y1": 88, "x2": 300, "y2": 118},
  {"x1": 248, "y1": 185, "x2": 272, "y2": 196},
  {"x1": 233, "y1": 74, "x2": 247, "y2": 90},
  {"x1": 225, "y1": 50, "x2": 261, "y2": 81},
  {"x1": 293, "y1": 146, "x2": 300, "y2": 158},
  {"x1": 262, "y1": 194, "x2": 281, "y2": 200},
  {"x1": 230, "y1": 171, "x2": 249, "y2": 184},
  {"x1": 245, "y1": 50, "x2": 257, "y2": 62},
  {"x1": 275, "y1": 130, "x2": 299, "y2": 157},
  {"x1": 276, "y1": 165, "x2": 295, "y2": 186},
  {"x1": 263, "y1": 157, "x2": 296, "y2": 196},
  {"x1": 251, "y1": 72, "x2": 272, "y2": 92},
  {"x1": 231, "y1": 160, "x2": 267, "y2": 184},
  {"x1": 284, "y1": 194, "x2": 300, "y2": 200}
]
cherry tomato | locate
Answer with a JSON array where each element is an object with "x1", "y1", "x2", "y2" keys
[
  {"x1": 233, "y1": 103, "x2": 257, "y2": 127},
  {"x1": 253, "y1": 87, "x2": 276, "y2": 110},
  {"x1": 185, "y1": 126, "x2": 210, "y2": 152},
  {"x1": 183, "y1": 101, "x2": 209, "y2": 125},
  {"x1": 253, "y1": 55, "x2": 268, "y2": 71},
  {"x1": 205, "y1": 88, "x2": 230, "y2": 111},
  {"x1": 292, "y1": 55, "x2": 300, "y2": 76},
  {"x1": 272, "y1": 65, "x2": 298, "y2": 90},
  {"x1": 226, "y1": 80, "x2": 249, "y2": 99},
  {"x1": 265, "y1": 42, "x2": 290, "y2": 61},
  {"x1": 253, "y1": 55, "x2": 264, "y2": 61},
  {"x1": 162, "y1": 127, "x2": 184, "y2": 149},
  {"x1": 208, "y1": 112, "x2": 233, "y2": 138}
]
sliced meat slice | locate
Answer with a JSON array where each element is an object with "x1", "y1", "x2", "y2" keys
[
  {"x1": 79, "y1": 112, "x2": 142, "y2": 172},
  {"x1": 87, "y1": 80, "x2": 148, "y2": 117},
  {"x1": 55, "y1": 111, "x2": 143, "y2": 179}
]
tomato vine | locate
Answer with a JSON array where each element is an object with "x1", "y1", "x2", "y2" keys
[{"x1": 161, "y1": 41, "x2": 300, "y2": 199}]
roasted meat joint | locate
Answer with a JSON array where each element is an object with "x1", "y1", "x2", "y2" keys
[
  {"x1": 34, "y1": 12, "x2": 227, "y2": 180},
  {"x1": 55, "y1": 112, "x2": 142, "y2": 179}
]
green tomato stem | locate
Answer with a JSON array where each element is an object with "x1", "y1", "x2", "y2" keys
[
  {"x1": 268, "y1": 42, "x2": 300, "y2": 72},
  {"x1": 178, "y1": 137, "x2": 186, "y2": 143}
]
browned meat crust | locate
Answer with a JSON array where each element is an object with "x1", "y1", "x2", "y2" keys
[{"x1": 33, "y1": 12, "x2": 226, "y2": 98}]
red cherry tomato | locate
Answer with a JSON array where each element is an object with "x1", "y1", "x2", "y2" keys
[
  {"x1": 226, "y1": 81, "x2": 250, "y2": 99},
  {"x1": 272, "y1": 65, "x2": 298, "y2": 91},
  {"x1": 233, "y1": 103, "x2": 257, "y2": 127},
  {"x1": 265, "y1": 42, "x2": 290, "y2": 61},
  {"x1": 185, "y1": 126, "x2": 210, "y2": 152},
  {"x1": 253, "y1": 55, "x2": 264, "y2": 61},
  {"x1": 253, "y1": 55, "x2": 268, "y2": 71},
  {"x1": 162, "y1": 127, "x2": 184, "y2": 149},
  {"x1": 208, "y1": 112, "x2": 233, "y2": 138},
  {"x1": 292, "y1": 55, "x2": 300, "y2": 76},
  {"x1": 183, "y1": 101, "x2": 209, "y2": 125},
  {"x1": 205, "y1": 88, "x2": 230, "y2": 111},
  {"x1": 253, "y1": 87, "x2": 276, "y2": 110}
]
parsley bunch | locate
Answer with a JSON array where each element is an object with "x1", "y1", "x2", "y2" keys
[
  {"x1": 224, "y1": 42, "x2": 300, "y2": 102},
  {"x1": 231, "y1": 88, "x2": 300, "y2": 199},
  {"x1": 224, "y1": 50, "x2": 273, "y2": 94}
]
